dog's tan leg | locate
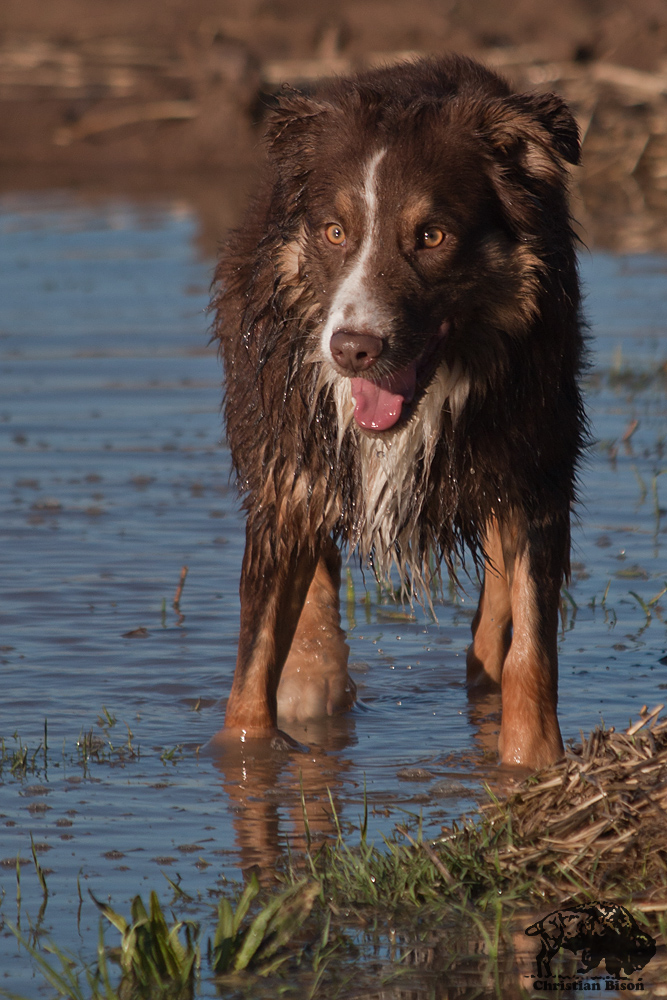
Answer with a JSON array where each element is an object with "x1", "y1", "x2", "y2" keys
[
  {"x1": 466, "y1": 520, "x2": 512, "y2": 689},
  {"x1": 498, "y1": 527, "x2": 564, "y2": 769},
  {"x1": 224, "y1": 528, "x2": 319, "y2": 737},
  {"x1": 278, "y1": 538, "x2": 356, "y2": 722},
  {"x1": 467, "y1": 517, "x2": 565, "y2": 769}
]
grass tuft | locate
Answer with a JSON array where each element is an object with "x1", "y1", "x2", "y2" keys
[
  {"x1": 212, "y1": 873, "x2": 321, "y2": 977},
  {"x1": 91, "y1": 889, "x2": 199, "y2": 998}
]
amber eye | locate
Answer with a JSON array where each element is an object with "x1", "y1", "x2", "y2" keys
[
  {"x1": 420, "y1": 227, "x2": 445, "y2": 249},
  {"x1": 325, "y1": 223, "x2": 346, "y2": 246}
]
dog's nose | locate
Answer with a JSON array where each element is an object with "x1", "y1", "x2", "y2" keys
[{"x1": 329, "y1": 331, "x2": 383, "y2": 373}]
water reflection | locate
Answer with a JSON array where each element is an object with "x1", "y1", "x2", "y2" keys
[
  {"x1": 206, "y1": 715, "x2": 358, "y2": 871},
  {"x1": 0, "y1": 163, "x2": 256, "y2": 260}
]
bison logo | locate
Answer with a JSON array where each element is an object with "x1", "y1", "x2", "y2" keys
[{"x1": 525, "y1": 902, "x2": 656, "y2": 979}]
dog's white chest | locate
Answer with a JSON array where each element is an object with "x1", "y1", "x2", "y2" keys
[{"x1": 331, "y1": 363, "x2": 469, "y2": 590}]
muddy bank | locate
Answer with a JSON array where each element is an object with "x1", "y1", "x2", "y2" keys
[{"x1": 2, "y1": 0, "x2": 667, "y2": 251}]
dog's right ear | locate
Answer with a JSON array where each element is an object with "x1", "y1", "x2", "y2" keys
[{"x1": 264, "y1": 91, "x2": 331, "y2": 162}]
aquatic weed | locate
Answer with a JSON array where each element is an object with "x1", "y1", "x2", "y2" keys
[
  {"x1": 0, "y1": 732, "x2": 43, "y2": 778},
  {"x1": 211, "y1": 873, "x2": 321, "y2": 976},
  {"x1": 90, "y1": 889, "x2": 199, "y2": 997},
  {"x1": 0, "y1": 923, "x2": 118, "y2": 1000},
  {"x1": 160, "y1": 744, "x2": 184, "y2": 764}
]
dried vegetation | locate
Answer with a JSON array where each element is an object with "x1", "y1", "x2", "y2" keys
[
  {"x1": 276, "y1": 708, "x2": 667, "y2": 915},
  {"x1": 437, "y1": 705, "x2": 667, "y2": 907}
]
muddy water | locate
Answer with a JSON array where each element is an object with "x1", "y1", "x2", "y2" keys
[{"x1": 0, "y1": 190, "x2": 665, "y2": 995}]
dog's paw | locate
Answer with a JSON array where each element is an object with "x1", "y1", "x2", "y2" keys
[
  {"x1": 498, "y1": 724, "x2": 564, "y2": 770},
  {"x1": 278, "y1": 655, "x2": 357, "y2": 723},
  {"x1": 202, "y1": 725, "x2": 307, "y2": 754}
]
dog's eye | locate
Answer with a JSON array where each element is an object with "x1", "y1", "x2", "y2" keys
[
  {"x1": 419, "y1": 227, "x2": 445, "y2": 249},
  {"x1": 324, "y1": 224, "x2": 346, "y2": 246}
]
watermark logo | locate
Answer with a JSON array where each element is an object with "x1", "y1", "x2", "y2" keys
[{"x1": 525, "y1": 901, "x2": 655, "y2": 990}]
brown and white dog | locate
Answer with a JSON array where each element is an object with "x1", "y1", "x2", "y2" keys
[{"x1": 212, "y1": 55, "x2": 586, "y2": 769}]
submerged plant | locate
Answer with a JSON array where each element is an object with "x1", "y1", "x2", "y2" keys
[
  {"x1": 212, "y1": 873, "x2": 321, "y2": 976},
  {"x1": 0, "y1": 923, "x2": 117, "y2": 1000},
  {"x1": 91, "y1": 890, "x2": 199, "y2": 999}
]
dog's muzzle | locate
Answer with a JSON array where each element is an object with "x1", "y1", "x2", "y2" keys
[{"x1": 329, "y1": 330, "x2": 383, "y2": 374}]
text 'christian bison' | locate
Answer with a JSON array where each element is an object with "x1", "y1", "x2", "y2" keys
[{"x1": 526, "y1": 902, "x2": 656, "y2": 979}]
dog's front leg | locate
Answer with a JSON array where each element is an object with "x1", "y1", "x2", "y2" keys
[
  {"x1": 498, "y1": 520, "x2": 565, "y2": 769},
  {"x1": 277, "y1": 537, "x2": 355, "y2": 723},
  {"x1": 224, "y1": 525, "x2": 319, "y2": 738},
  {"x1": 466, "y1": 519, "x2": 512, "y2": 690}
]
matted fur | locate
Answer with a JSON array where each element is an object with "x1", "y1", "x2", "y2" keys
[
  {"x1": 212, "y1": 54, "x2": 587, "y2": 766},
  {"x1": 214, "y1": 58, "x2": 584, "y2": 589},
  {"x1": 323, "y1": 361, "x2": 469, "y2": 597}
]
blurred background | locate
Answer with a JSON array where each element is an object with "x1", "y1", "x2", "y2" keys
[{"x1": 2, "y1": 0, "x2": 667, "y2": 251}]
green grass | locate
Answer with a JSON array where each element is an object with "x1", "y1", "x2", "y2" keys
[
  {"x1": 211, "y1": 874, "x2": 321, "y2": 976},
  {"x1": 91, "y1": 890, "x2": 199, "y2": 997},
  {"x1": 2, "y1": 876, "x2": 329, "y2": 999}
]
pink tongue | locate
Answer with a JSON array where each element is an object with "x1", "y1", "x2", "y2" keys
[{"x1": 350, "y1": 364, "x2": 417, "y2": 431}]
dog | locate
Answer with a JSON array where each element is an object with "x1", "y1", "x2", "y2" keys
[{"x1": 212, "y1": 55, "x2": 586, "y2": 769}]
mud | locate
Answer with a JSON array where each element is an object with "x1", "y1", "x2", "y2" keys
[{"x1": 3, "y1": 0, "x2": 667, "y2": 252}]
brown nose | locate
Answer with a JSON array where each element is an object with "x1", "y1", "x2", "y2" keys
[{"x1": 329, "y1": 331, "x2": 383, "y2": 373}]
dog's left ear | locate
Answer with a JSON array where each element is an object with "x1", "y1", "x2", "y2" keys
[
  {"x1": 481, "y1": 91, "x2": 580, "y2": 180},
  {"x1": 509, "y1": 91, "x2": 580, "y2": 166}
]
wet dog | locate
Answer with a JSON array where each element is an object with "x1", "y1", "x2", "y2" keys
[{"x1": 212, "y1": 55, "x2": 586, "y2": 768}]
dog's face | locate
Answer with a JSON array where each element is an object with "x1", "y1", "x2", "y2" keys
[
  {"x1": 267, "y1": 83, "x2": 578, "y2": 433},
  {"x1": 306, "y1": 132, "x2": 511, "y2": 432}
]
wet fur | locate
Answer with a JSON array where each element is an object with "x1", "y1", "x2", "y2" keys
[{"x1": 212, "y1": 55, "x2": 587, "y2": 767}]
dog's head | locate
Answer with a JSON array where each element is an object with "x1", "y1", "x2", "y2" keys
[{"x1": 264, "y1": 58, "x2": 580, "y2": 433}]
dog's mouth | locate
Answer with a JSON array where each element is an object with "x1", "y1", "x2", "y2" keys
[
  {"x1": 350, "y1": 366, "x2": 416, "y2": 431},
  {"x1": 349, "y1": 321, "x2": 449, "y2": 432}
]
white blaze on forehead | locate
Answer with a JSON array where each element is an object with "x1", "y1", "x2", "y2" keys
[{"x1": 320, "y1": 148, "x2": 389, "y2": 358}]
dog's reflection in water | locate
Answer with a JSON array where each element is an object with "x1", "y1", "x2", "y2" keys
[
  {"x1": 204, "y1": 714, "x2": 357, "y2": 871},
  {"x1": 205, "y1": 696, "x2": 527, "y2": 873}
]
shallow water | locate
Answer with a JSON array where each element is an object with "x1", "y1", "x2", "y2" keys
[{"x1": 0, "y1": 190, "x2": 665, "y2": 995}]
